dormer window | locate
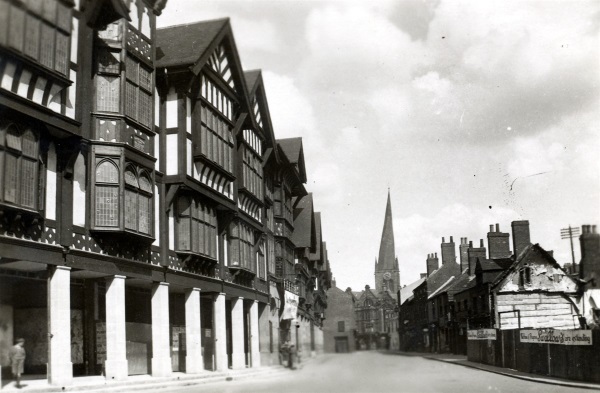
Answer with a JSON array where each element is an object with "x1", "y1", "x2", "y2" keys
[{"x1": 519, "y1": 265, "x2": 532, "y2": 287}]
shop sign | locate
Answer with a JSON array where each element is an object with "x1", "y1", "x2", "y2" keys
[
  {"x1": 281, "y1": 290, "x2": 299, "y2": 322},
  {"x1": 520, "y1": 329, "x2": 592, "y2": 345},
  {"x1": 467, "y1": 329, "x2": 497, "y2": 340}
]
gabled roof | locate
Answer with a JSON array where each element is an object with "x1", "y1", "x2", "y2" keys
[
  {"x1": 426, "y1": 261, "x2": 461, "y2": 296},
  {"x1": 244, "y1": 70, "x2": 261, "y2": 93},
  {"x1": 429, "y1": 276, "x2": 457, "y2": 299},
  {"x1": 447, "y1": 271, "x2": 477, "y2": 299},
  {"x1": 278, "y1": 137, "x2": 307, "y2": 183},
  {"x1": 309, "y1": 212, "x2": 323, "y2": 262},
  {"x1": 157, "y1": 19, "x2": 229, "y2": 68},
  {"x1": 492, "y1": 243, "x2": 578, "y2": 291},
  {"x1": 291, "y1": 193, "x2": 315, "y2": 250},
  {"x1": 399, "y1": 277, "x2": 426, "y2": 306}
]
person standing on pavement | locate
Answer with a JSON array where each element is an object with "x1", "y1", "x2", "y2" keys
[{"x1": 9, "y1": 338, "x2": 26, "y2": 389}]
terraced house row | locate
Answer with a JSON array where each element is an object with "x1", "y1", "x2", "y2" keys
[{"x1": 0, "y1": 0, "x2": 332, "y2": 386}]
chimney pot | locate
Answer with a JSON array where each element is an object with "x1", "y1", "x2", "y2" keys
[
  {"x1": 435, "y1": 253, "x2": 438, "y2": 258},
  {"x1": 442, "y1": 237, "x2": 445, "y2": 243},
  {"x1": 450, "y1": 236, "x2": 454, "y2": 242},
  {"x1": 469, "y1": 241, "x2": 473, "y2": 248},
  {"x1": 490, "y1": 224, "x2": 494, "y2": 233},
  {"x1": 480, "y1": 239, "x2": 484, "y2": 247},
  {"x1": 496, "y1": 223, "x2": 500, "y2": 232},
  {"x1": 593, "y1": 225, "x2": 597, "y2": 234}
]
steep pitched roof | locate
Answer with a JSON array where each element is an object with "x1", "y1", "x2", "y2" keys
[
  {"x1": 492, "y1": 243, "x2": 578, "y2": 292},
  {"x1": 291, "y1": 193, "x2": 315, "y2": 249},
  {"x1": 429, "y1": 276, "x2": 457, "y2": 299},
  {"x1": 447, "y1": 272, "x2": 477, "y2": 299},
  {"x1": 377, "y1": 190, "x2": 396, "y2": 271},
  {"x1": 426, "y1": 261, "x2": 461, "y2": 296},
  {"x1": 156, "y1": 19, "x2": 229, "y2": 68},
  {"x1": 244, "y1": 70, "x2": 261, "y2": 93},
  {"x1": 309, "y1": 212, "x2": 323, "y2": 262},
  {"x1": 278, "y1": 137, "x2": 307, "y2": 183},
  {"x1": 399, "y1": 277, "x2": 426, "y2": 305}
]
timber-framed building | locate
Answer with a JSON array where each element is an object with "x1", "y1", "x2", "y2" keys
[{"x1": 0, "y1": 1, "x2": 331, "y2": 386}]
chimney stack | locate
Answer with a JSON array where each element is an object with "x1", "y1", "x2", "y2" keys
[
  {"x1": 426, "y1": 253, "x2": 439, "y2": 276},
  {"x1": 488, "y1": 223, "x2": 511, "y2": 259},
  {"x1": 580, "y1": 225, "x2": 600, "y2": 289},
  {"x1": 441, "y1": 236, "x2": 457, "y2": 265},
  {"x1": 511, "y1": 220, "x2": 531, "y2": 259},
  {"x1": 459, "y1": 237, "x2": 469, "y2": 273},
  {"x1": 467, "y1": 239, "x2": 487, "y2": 275}
]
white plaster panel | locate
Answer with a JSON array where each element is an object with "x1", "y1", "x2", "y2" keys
[
  {"x1": 153, "y1": 185, "x2": 160, "y2": 246},
  {"x1": 186, "y1": 138, "x2": 192, "y2": 176},
  {"x1": 168, "y1": 209, "x2": 174, "y2": 250},
  {"x1": 72, "y1": 153, "x2": 86, "y2": 226},
  {"x1": 186, "y1": 97, "x2": 191, "y2": 134},
  {"x1": 165, "y1": 134, "x2": 178, "y2": 175},
  {"x1": 166, "y1": 89, "x2": 178, "y2": 128}
]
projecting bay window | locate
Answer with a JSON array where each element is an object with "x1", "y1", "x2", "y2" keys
[
  {"x1": 175, "y1": 195, "x2": 218, "y2": 259},
  {"x1": 257, "y1": 239, "x2": 266, "y2": 280},
  {"x1": 96, "y1": 47, "x2": 121, "y2": 113},
  {"x1": 242, "y1": 147, "x2": 263, "y2": 200},
  {"x1": 229, "y1": 221, "x2": 255, "y2": 272},
  {"x1": 0, "y1": 0, "x2": 72, "y2": 76},
  {"x1": 125, "y1": 56, "x2": 153, "y2": 128},
  {"x1": 274, "y1": 186, "x2": 292, "y2": 223},
  {"x1": 0, "y1": 122, "x2": 44, "y2": 213},
  {"x1": 124, "y1": 165, "x2": 152, "y2": 234},
  {"x1": 92, "y1": 156, "x2": 154, "y2": 239}
]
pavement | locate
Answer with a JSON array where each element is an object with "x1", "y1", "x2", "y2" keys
[
  {"x1": 394, "y1": 350, "x2": 600, "y2": 391},
  {"x1": 2, "y1": 352, "x2": 599, "y2": 392},
  {"x1": 0, "y1": 365, "x2": 289, "y2": 392}
]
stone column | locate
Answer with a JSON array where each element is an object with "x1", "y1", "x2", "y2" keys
[
  {"x1": 185, "y1": 288, "x2": 202, "y2": 373},
  {"x1": 47, "y1": 265, "x2": 73, "y2": 386},
  {"x1": 151, "y1": 282, "x2": 172, "y2": 377},
  {"x1": 231, "y1": 297, "x2": 245, "y2": 369},
  {"x1": 249, "y1": 301, "x2": 260, "y2": 368},
  {"x1": 105, "y1": 275, "x2": 128, "y2": 380},
  {"x1": 213, "y1": 293, "x2": 227, "y2": 371}
]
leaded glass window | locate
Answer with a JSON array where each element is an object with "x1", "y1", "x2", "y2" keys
[
  {"x1": 176, "y1": 195, "x2": 217, "y2": 258},
  {"x1": 95, "y1": 160, "x2": 119, "y2": 227},
  {"x1": 0, "y1": 123, "x2": 41, "y2": 210}
]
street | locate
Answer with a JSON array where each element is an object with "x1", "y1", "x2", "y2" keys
[{"x1": 157, "y1": 351, "x2": 592, "y2": 393}]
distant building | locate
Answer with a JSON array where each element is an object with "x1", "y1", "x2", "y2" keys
[{"x1": 323, "y1": 281, "x2": 356, "y2": 353}]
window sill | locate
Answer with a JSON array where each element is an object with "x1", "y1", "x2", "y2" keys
[
  {"x1": 228, "y1": 264, "x2": 256, "y2": 281},
  {"x1": 90, "y1": 227, "x2": 155, "y2": 244}
]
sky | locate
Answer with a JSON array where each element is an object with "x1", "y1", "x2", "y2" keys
[{"x1": 159, "y1": 0, "x2": 600, "y2": 291}]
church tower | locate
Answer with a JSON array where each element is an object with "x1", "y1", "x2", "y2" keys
[{"x1": 375, "y1": 190, "x2": 400, "y2": 295}]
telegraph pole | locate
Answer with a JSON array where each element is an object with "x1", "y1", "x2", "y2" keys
[{"x1": 560, "y1": 225, "x2": 580, "y2": 266}]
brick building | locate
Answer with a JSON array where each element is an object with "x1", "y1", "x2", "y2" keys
[{"x1": 0, "y1": 1, "x2": 331, "y2": 386}]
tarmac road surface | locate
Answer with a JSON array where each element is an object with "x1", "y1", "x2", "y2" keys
[{"x1": 155, "y1": 351, "x2": 594, "y2": 393}]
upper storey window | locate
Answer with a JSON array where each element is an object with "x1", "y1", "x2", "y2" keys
[
  {"x1": 176, "y1": 195, "x2": 218, "y2": 259},
  {"x1": 92, "y1": 156, "x2": 154, "y2": 238},
  {"x1": 0, "y1": 121, "x2": 43, "y2": 212},
  {"x1": 198, "y1": 75, "x2": 234, "y2": 174},
  {"x1": 125, "y1": 55, "x2": 153, "y2": 127},
  {"x1": 0, "y1": 0, "x2": 72, "y2": 76},
  {"x1": 229, "y1": 221, "x2": 255, "y2": 272}
]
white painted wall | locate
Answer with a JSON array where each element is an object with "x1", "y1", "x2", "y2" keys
[
  {"x1": 186, "y1": 138, "x2": 192, "y2": 176},
  {"x1": 72, "y1": 153, "x2": 86, "y2": 226},
  {"x1": 166, "y1": 89, "x2": 178, "y2": 128},
  {"x1": 153, "y1": 185, "x2": 160, "y2": 246},
  {"x1": 166, "y1": 134, "x2": 178, "y2": 175},
  {"x1": 168, "y1": 209, "x2": 174, "y2": 250}
]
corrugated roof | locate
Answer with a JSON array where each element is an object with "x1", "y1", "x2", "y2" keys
[
  {"x1": 291, "y1": 193, "x2": 314, "y2": 249},
  {"x1": 156, "y1": 19, "x2": 229, "y2": 68}
]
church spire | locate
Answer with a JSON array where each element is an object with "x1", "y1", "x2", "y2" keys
[{"x1": 378, "y1": 190, "x2": 395, "y2": 269}]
